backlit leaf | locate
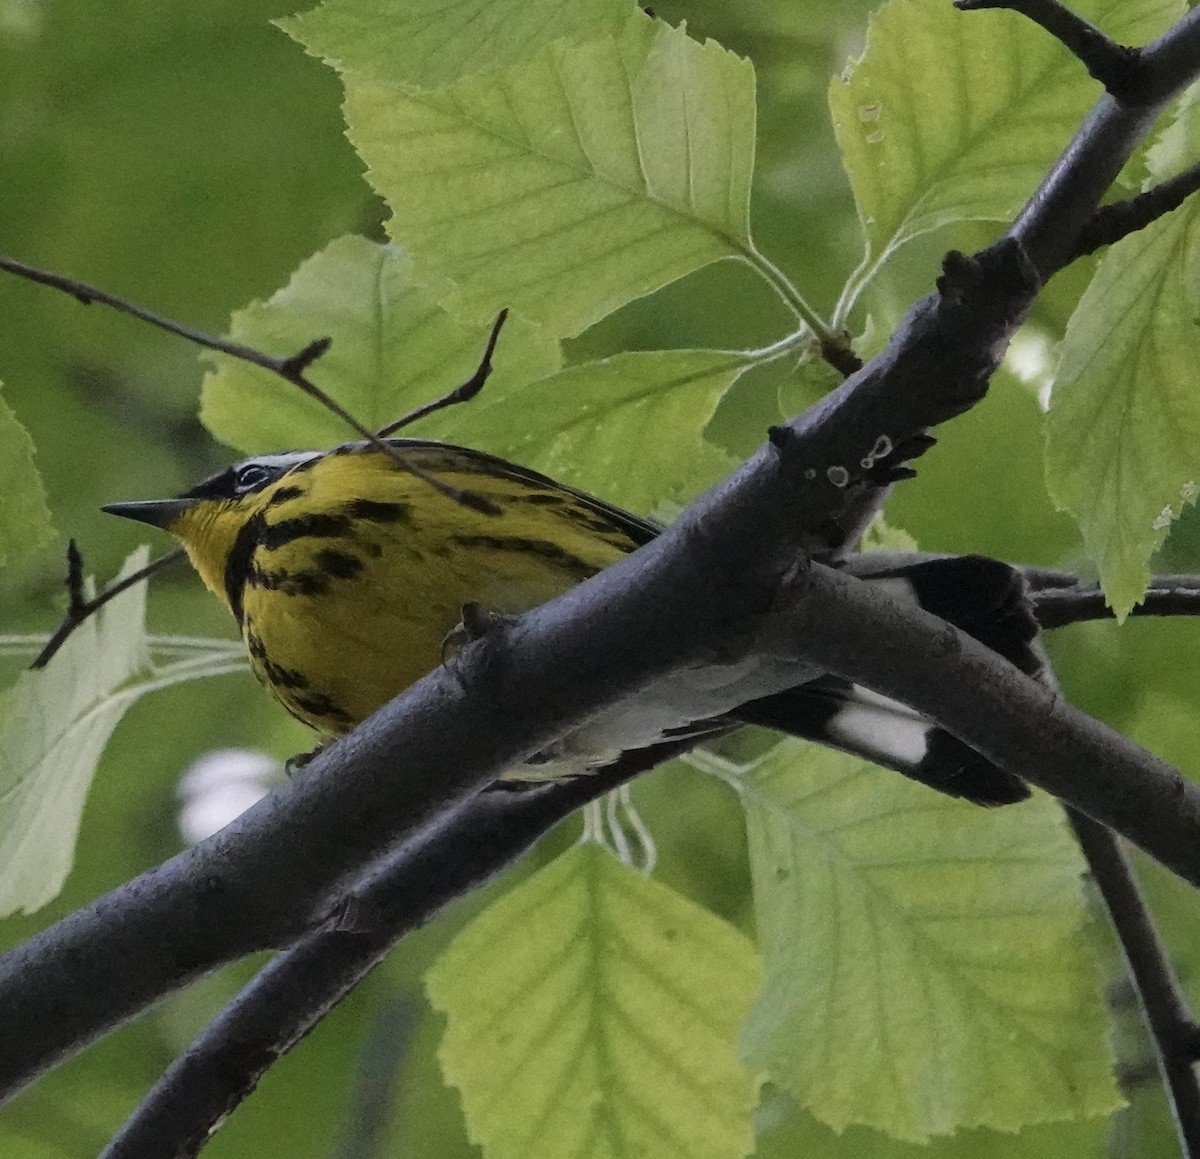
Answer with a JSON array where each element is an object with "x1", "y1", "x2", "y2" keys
[
  {"x1": 1045, "y1": 198, "x2": 1200, "y2": 618},
  {"x1": 428, "y1": 844, "x2": 762, "y2": 1159},
  {"x1": 282, "y1": 0, "x2": 633, "y2": 90},
  {"x1": 342, "y1": 15, "x2": 758, "y2": 336},
  {"x1": 829, "y1": 0, "x2": 1182, "y2": 314},
  {"x1": 199, "y1": 234, "x2": 561, "y2": 454},
  {"x1": 431, "y1": 350, "x2": 744, "y2": 515},
  {"x1": 0, "y1": 550, "x2": 153, "y2": 916},
  {"x1": 738, "y1": 741, "x2": 1119, "y2": 1141},
  {"x1": 0, "y1": 551, "x2": 247, "y2": 916},
  {"x1": 0, "y1": 385, "x2": 53, "y2": 568}
]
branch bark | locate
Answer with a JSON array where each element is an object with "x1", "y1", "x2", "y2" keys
[{"x1": 5, "y1": 546, "x2": 1200, "y2": 1112}]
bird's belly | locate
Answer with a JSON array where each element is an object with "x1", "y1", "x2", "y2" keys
[
  {"x1": 242, "y1": 599, "x2": 444, "y2": 735},
  {"x1": 507, "y1": 655, "x2": 825, "y2": 781},
  {"x1": 238, "y1": 545, "x2": 593, "y2": 736}
]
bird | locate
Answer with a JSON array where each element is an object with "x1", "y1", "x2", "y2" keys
[{"x1": 104, "y1": 437, "x2": 1040, "y2": 805}]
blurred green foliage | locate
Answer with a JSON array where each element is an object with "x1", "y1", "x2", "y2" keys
[{"x1": 1, "y1": 0, "x2": 1199, "y2": 1157}]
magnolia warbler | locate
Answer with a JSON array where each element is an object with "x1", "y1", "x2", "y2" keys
[{"x1": 105, "y1": 438, "x2": 1039, "y2": 805}]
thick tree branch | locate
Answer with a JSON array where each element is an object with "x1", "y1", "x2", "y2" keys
[
  {"x1": 762, "y1": 563, "x2": 1200, "y2": 867},
  {"x1": 1006, "y1": 5, "x2": 1200, "y2": 278},
  {"x1": 94, "y1": 567, "x2": 1200, "y2": 1156},
  {"x1": 0, "y1": 490, "x2": 798, "y2": 1108},
  {"x1": 94, "y1": 557, "x2": 1200, "y2": 1157},
  {"x1": 2, "y1": 236, "x2": 1049, "y2": 1109},
  {"x1": 1010, "y1": 97, "x2": 1162, "y2": 279},
  {"x1": 1068, "y1": 812, "x2": 1200, "y2": 1158},
  {"x1": 5, "y1": 539, "x2": 1200, "y2": 1115},
  {"x1": 1137, "y1": 7, "x2": 1200, "y2": 106}
]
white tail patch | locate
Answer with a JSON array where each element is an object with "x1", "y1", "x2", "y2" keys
[{"x1": 824, "y1": 686, "x2": 930, "y2": 768}]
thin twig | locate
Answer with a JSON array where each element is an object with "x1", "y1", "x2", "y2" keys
[
  {"x1": 1072, "y1": 160, "x2": 1200, "y2": 258},
  {"x1": 375, "y1": 309, "x2": 509, "y2": 436},
  {"x1": 1032, "y1": 577, "x2": 1200, "y2": 629},
  {"x1": 331, "y1": 997, "x2": 414, "y2": 1159},
  {"x1": 1068, "y1": 811, "x2": 1200, "y2": 1157},
  {"x1": 0, "y1": 254, "x2": 500, "y2": 515},
  {"x1": 0, "y1": 253, "x2": 315, "y2": 371},
  {"x1": 30, "y1": 542, "x2": 186, "y2": 670},
  {"x1": 954, "y1": 0, "x2": 1145, "y2": 101}
]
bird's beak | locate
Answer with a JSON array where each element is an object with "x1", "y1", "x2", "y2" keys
[{"x1": 102, "y1": 498, "x2": 197, "y2": 531}]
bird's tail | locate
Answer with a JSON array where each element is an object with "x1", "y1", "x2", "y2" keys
[{"x1": 733, "y1": 555, "x2": 1042, "y2": 806}]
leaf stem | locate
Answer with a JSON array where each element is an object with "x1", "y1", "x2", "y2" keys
[
  {"x1": 739, "y1": 248, "x2": 861, "y2": 375},
  {"x1": 832, "y1": 243, "x2": 891, "y2": 334},
  {"x1": 0, "y1": 636, "x2": 51, "y2": 657},
  {"x1": 740, "y1": 328, "x2": 817, "y2": 368},
  {"x1": 0, "y1": 636, "x2": 243, "y2": 660}
]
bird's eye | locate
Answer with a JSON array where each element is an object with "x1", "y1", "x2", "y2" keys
[{"x1": 233, "y1": 464, "x2": 273, "y2": 492}]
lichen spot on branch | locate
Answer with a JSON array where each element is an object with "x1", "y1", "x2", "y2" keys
[{"x1": 860, "y1": 435, "x2": 894, "y2": 470}]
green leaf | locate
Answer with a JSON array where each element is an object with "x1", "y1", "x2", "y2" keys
[
  {"x1": 199, "y1": 234, "x2": 561, "y2": 454},
  {"x1": 0, "y1": 549, "x2": 154, "y2": 916},
  {"x1": 0, "y1": 553, "x2": 248, "y2": 916},
  {"x1": 0, "y1": 384, "x2": 54, "y2": 568},
  {"x1": 738, "y1": 741, "x2": 1119, "y2": 1142},
  {"x1": 1045, "y1": 197, "x2": 1200, "y2": 618},
  {"x1": 1144, "y1": 82, "x2": 1200, "y2": 183},
  {"x1": 752, "y1": 1100, "x2": 1114, "y2": 1159},
  {"x1": 427, "y1": 843, "x2": 762, "y2": 1159},
  {"x1": 342, "y1": 14, "x2": 758, "y2": 336},
  {"x1": 431, "y1": 350, "x2": 744, "y2": 515},
  {"x1": 775, "y1": 357, "x2": 841, "y2": 423},
  {"x1": 829, "y1": 0, "x2": 1183, "y2": 314},
  {"x1": 858, "y1": 513, "x2": 918, "y2": 554},
  {"x1": 282, "y1": 0, "x2": 634, "y2": 90}
]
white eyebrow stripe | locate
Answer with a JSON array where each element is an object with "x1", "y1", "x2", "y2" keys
[{"x1": 239, "y1": 451, "x2": 323, "y2": 472}]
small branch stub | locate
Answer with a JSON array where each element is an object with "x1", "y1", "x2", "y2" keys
[
  {"x1": 279, "y1": 336, "x2": 333, "y2": 377},
  {"x1": 1072, "y1": 161, "x2": 1200, "y2": 258}
]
